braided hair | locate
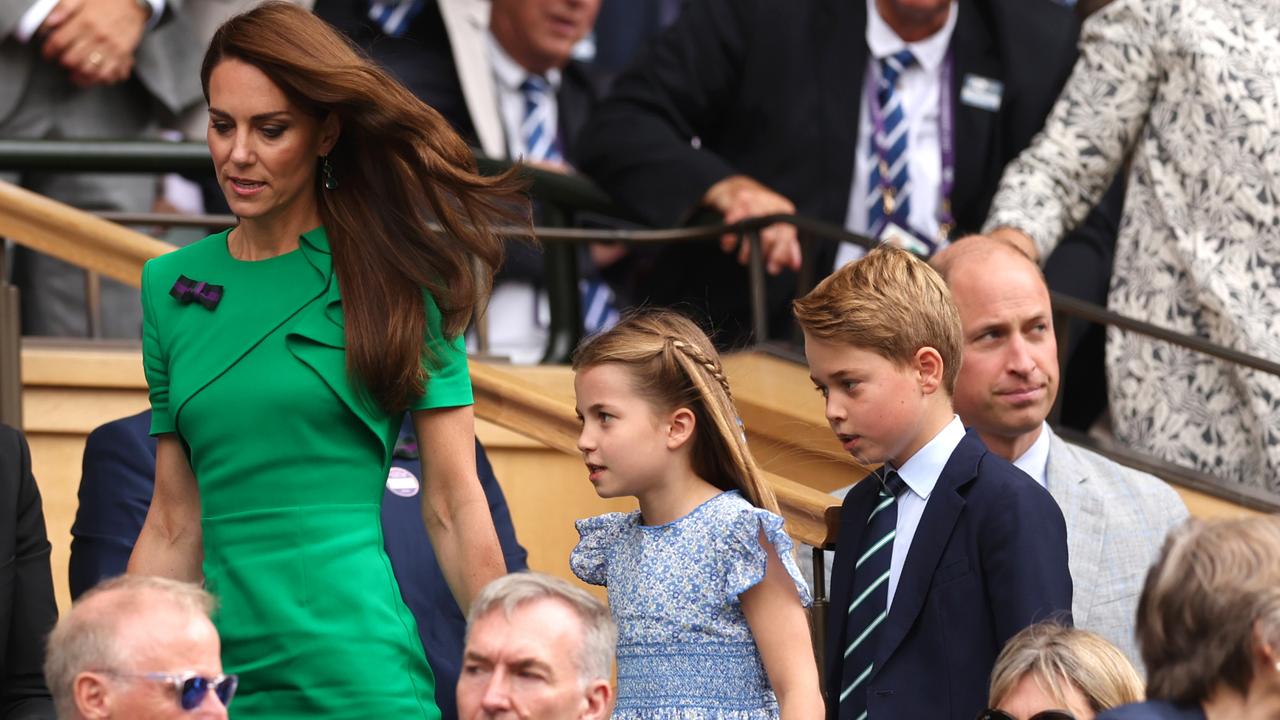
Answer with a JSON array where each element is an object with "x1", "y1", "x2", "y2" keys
[{"x1": 571, "y1": 309, "x2": 779, "y2": 514}]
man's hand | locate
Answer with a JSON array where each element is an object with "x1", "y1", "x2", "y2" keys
[
  {"x1": 702, "y1": 174, "x2": 803, "y2": 275},
  {"x1": 40, "y1": 0, "x2": 149, "y2": 88}
]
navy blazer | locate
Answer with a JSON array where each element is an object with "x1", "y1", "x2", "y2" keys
[
  {"x1": 70, "y1": 411, "x2": 528, "y2": 720},
  {"x1": 824, "y1": 431, "x2": 1072, "y2": 720},
  {"x1": 0, "y1": 425, "x2": 56, "y2": 720}
]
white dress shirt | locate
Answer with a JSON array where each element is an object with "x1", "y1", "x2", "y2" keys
[
  {"x1": 884, "y1": 414, "x2": 967, "y2": 609},
  {"x1": 1012, "y1": 422, "x2": 1052, "y2": 489},
  {"x1": 486, "y1": 32, "x2": 562, "y2": 162},
  {"x1": 835, "y1": 0, "x2": 958, "y2": 269}
]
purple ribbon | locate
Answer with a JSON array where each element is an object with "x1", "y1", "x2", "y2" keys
[{"x1": 170, "y1": 275, "x2": 224, "y2": 310}]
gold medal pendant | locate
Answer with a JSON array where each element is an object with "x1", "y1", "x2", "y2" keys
[{"x1": 883, "y1": 190, "x2": 896, "y2": 216}]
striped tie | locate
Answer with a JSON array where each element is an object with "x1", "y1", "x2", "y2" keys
[
  {"x1": 520, "y1": 75, "x2": 618, "y2": 334},
  {"x1": 367, "y1": 0, "x2": 424, "y2": 37},
  {"x1": 866, "y1": 50, "x2": 917, "y2": 235},
  {"x1": 839, "y1": 470, "x2": 906, "y2": 720},
  {"x1": 520, "y1": 75, "x2": 564, "y2": 163}
]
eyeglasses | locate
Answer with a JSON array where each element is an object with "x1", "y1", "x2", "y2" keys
[
  {"x1": 105, "y1": 671, "x2": 239, "y2": 710},
  {"x1": 976, "y1": 710, "x2": 1076, "y2": 720}
]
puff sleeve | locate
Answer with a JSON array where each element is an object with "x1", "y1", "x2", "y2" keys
[
  {"x1": 721, "y1": 507, "x2": 812, "y2": 607},
  {"x1": 570, "y1": 512, "x2": 632, "y2": 587}
]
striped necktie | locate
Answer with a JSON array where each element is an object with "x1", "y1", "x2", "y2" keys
[
  {"x1": 839, "y1": 470, "x2": 907, "y2": 720},
  {"x1": 866, "y1": 50, "x2": 917, "y2": 235},
  {"x1": 368, "y1": 0, "x2": 423, "y2": 37},
  {"x1": 520, "y1": 75, "x2": 564, "y2": 163},
  {"x1": 521, "y1": 75, "x2": 618, "y2": 334}
]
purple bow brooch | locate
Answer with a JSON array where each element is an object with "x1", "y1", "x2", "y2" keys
[{"x1": 170, "y1": 275, "x2": 224, "y2": 310}]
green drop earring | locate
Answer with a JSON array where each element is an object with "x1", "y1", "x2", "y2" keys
[{"x1": 322, "y1": 155, "x2": 338, "y2": 191}]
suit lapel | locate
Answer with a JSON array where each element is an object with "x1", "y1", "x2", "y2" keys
[
  {"x1": 1044, "y1": 427, "x2": 1104, "y2": 627},
  {"x1": 439, "y1": 0, "x2": 505, "y2": 158},
  {"x1": 948, "y1": 0, "x2": 1000, "y2": 231},
  {"x1": 874, "y1": 432, "x2": 983, "y2": 666},
  {"x1": 826, "y1": 474, "x2": 881, "y2": 691},
  {"x1": 816, "y1": 0, "x2": 869, "y2": 228},
  {"x1": 556, "y1": 62, "x2": 596, "y2": 164}
]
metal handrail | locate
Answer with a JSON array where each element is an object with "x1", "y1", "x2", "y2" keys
[{"x1": 10, "y1": 139, "x2": 1280, "y2": 508}]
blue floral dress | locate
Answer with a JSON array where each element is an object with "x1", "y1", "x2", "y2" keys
[{"x1": 571, "y1": 490, "x2": 812, "y2": 719}]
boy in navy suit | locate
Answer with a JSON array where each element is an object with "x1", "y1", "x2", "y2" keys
[{"x1": 794, "y1": 246, "x2": 1072, "y2": 720}]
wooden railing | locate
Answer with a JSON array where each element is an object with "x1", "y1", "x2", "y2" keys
[{"x1": 0, "y1": 178, "x2": 842, "y2": 550}]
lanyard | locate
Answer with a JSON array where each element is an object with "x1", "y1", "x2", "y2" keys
[{"x1": 865, "y1": 49, "x2": 957, "y2": 244}]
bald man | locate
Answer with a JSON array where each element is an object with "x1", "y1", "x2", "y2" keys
[
  {"x1": 43, "y1": 576, "x2": 233, "y2": 719},
  {"x1": 937, "y1": 237, "x2": 1188, "y2": 669}
]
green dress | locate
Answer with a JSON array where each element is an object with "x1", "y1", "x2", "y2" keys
[{"x1": 140, "y1": 227, "x2": 470, "y2": 718}]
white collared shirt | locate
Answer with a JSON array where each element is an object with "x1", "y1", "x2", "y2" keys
[
  {"x1": 1012, "y1": 421, "x2": 1052, "y2": 490},
  {"x1": 486, "y1": 33, "x2": 563, "y2": 162},
  {"x1": 835, "y1": 0, "x2": 959, "y2": 269},
  {"x1": 884, "y1": 414, "x2": 967, "y2": 608}
]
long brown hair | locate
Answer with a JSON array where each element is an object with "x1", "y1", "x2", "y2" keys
[
  {"x1": 202, "y1": 2, "x2": 529, "y2": 412},
  {"x1": 571, "y1": 309, "x2": 779, "y2": 514}
]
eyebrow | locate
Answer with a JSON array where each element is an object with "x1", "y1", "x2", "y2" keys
[
  {"x1": 207, "y1": 108, "x2": 293, "y2": 122},
  {"x1": 811, "y1": 368, "x2": 856, "y2": 384}
]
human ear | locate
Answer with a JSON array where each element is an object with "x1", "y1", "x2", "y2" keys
[
  {"x1": 580, "y1": 680, "x2": 613, "y2": 720},
  {"x1": 318, "y1": 112, "x2": 341, "y2": 156},
  {"x1": 666, "y1": 407, "x2": 697, "y2": 451},
  {"x1": 914, "y1": 347, "x2": 945, "y2": 395},
  {"x1": 74, "y1": 672, "x2": 112, "y2": 719}
]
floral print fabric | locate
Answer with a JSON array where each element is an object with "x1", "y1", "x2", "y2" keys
[{"x1": 986, "y1": 0, "x2": 1280, "y2": 492}]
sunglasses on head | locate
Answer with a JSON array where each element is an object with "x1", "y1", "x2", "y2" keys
[
  {"x1": 976, "y1": 710, "x2": 1076, "y2": 720},
  {"x1": 108, "y1": 671, "x2": 239, "y2": 710}
]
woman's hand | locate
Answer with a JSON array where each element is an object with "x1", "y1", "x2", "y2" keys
[
  {"x1": 128, "y1": 434, "x2": 204, "y2": 582},
  {"x1": 741, "y1": 530, "x2": 826, "y2": 720},
  {"x1": 413, "y1": 405, "x2": 506, "y2": 612}
]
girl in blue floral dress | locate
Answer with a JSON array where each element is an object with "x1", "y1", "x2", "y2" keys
[{"x1": 569, "y1": 309, "x2": 824, "y2": 719}]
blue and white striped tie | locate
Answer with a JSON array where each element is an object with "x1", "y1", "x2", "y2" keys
[
  {"x1": 866, "y1": 50, "x2": 917, "y2": 235},
  {"x1": 368, "y1": 0, "x2": 424, "y2": 37},
  {"x1": 839, "y1": 471, "x2": 906, "y2": 720},
  {"x1": 520, "y1": 75, "x2": 618, "y2": 334},
  {"x1": 519, "y1": 75, "x2": 564, "y2": 163}
]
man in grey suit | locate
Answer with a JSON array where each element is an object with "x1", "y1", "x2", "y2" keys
[
  {"x1": 938, "y1": 236, "x2": 1188, "y2": 669},
  {"x1": 0, "y1": 0, "x2": 199, "y2": 337}
]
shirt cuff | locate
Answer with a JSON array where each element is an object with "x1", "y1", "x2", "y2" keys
[
  {"x1": 13, "y1": 0, "x2": 163, "y2": 42},
  {"x1": 142, "y1": 0, "x2": 165, "y2": 31},
  {"x1": 13, "y1": 0, "x2": 59, "y2": 43}
]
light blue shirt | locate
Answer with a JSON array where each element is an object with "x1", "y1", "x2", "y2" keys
[{"x1": 884, "y1": 415, "x2": 967, "y2": 608}]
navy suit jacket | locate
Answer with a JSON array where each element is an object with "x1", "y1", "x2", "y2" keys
[
  {"x1": 824, "y1": 431, "x2": 1072, "y2": 720},
  {"x1": 69, "y1": 410, "x2": 528, "y2": 720}
]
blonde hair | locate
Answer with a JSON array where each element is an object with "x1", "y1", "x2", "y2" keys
[
  {"x1": 989, "y1": 623, "x2": 1144, "y2": 714},
  {"x1": 571, "y1": 309, "x2": 779, "y2": 514},
  {"x1": 1137, "y1": 516, "x2": 1280, "y2": 705},
  {"x1": 468, "y1": 572, "x2": 616, "y2": 685},
  {"x1": 793, "y1": 245, "x2": 963, "y2": 394},
  {"x1": 44, "y1": 575, "x2": 216, "y2": 719}
]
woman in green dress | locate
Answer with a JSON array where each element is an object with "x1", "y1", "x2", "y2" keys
[{"x1": 127, "y1": 4, "x2": 528, "y2": 717}]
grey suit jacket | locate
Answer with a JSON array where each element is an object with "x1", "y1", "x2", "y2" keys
[
  {"x1": 1044, "y1": 424, "x2": 1188, "y2": 671},
  {"x1": 0, "y1": 0, "x2": 201, "y2": 124}
]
